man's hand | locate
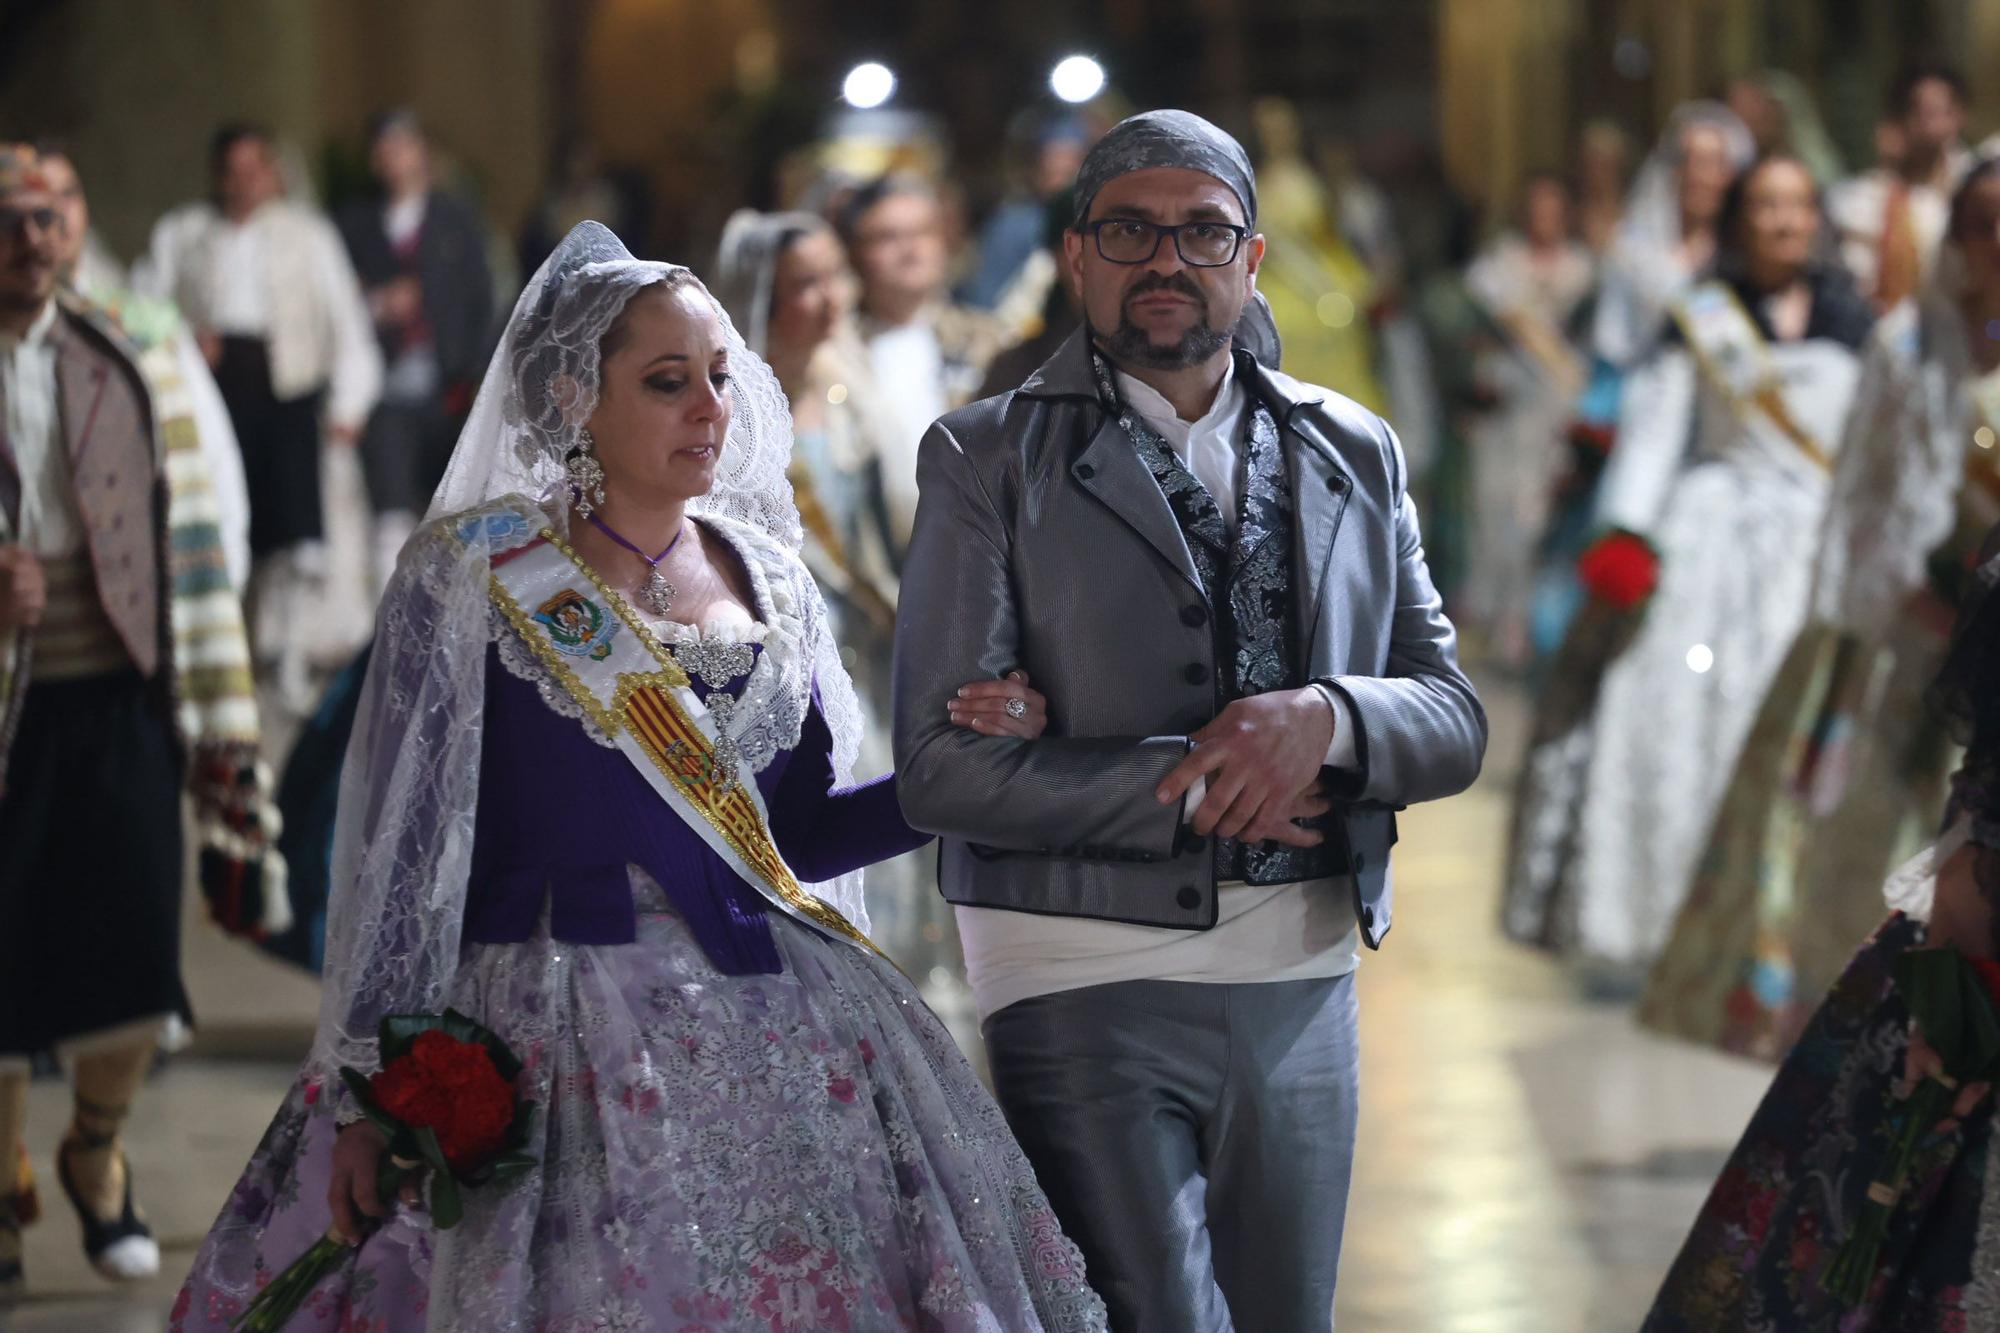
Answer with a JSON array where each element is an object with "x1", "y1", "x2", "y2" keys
[
  {"x1": 1905, "y1": 843, "x2": 1998, "y2": 1127},
  {"x1": 0, "y1": 546, "x2": 47, "y2": 631},
  {"x1": 1156, "y1": 688, "x2": 1335, "y2": 842},
  {"x1": 1240, "y1": 777, "x2": 1333, "y2": 849},
  {"x1": 369, "y1": 275, "x2": 423, "y2": 329}
]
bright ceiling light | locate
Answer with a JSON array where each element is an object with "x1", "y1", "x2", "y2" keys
[
  {"x1": 1050, "y1": 55, "x2": 1106, "y2": 104},
  {"x1": 842, "y1": 62, "x2": 896, "y2": 110}
]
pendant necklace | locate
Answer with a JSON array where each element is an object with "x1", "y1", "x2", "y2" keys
[{"x1": 587, "y1": 511, "x2": 687, "y2": 617}]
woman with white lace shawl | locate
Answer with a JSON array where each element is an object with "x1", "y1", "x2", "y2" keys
[
  {"x1": 171, "y1": 223, "x2": 1104, "y2": 1332},
  {"x1": 1639, "y1": 158, "x2": 2000, "y2": 1059},
  {"x1": 1644, "y1": 523, "x2": 2000, "y2": 1330},
  {"x1": 1525, "y1": 104, "x2": 1754, "y2": 661},
  {"x1": 1502, "y1": 154, "x2": 1875, "y2": 967}
]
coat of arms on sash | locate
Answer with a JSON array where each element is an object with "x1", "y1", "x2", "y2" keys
[{"x1": 533, "y1": 589, "x2": 619, "y2": 661}]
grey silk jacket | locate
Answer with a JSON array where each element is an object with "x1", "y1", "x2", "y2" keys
[{"x1": 891, "y1": 329, "x2": 1485, "y2": 948}]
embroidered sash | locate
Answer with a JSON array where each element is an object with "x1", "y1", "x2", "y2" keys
[
  {"x1": 483, "y1": 522, "x2": 881, "y2": 958},
  {"x1": 1672, "y1": 281, "x2": 1832, "y2": 472},
  {"x1": 1493, "y1": 304, "x2": 1586, "y2": 400}
]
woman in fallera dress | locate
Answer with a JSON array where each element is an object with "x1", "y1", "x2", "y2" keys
[
  {"x1": 1505, "y1": 153, "x2": 1875, "y2": 968},
  {"x1": 172, "y1": 223, "x2": 1106, "y2": 1332},
  {"x1": 1641, "y1": 158, "x2": 2000, "y2": 1058},
  {"x1": 1645, "y1": 523, "x2": 2000, "y2": 1330},
  {"x1": 708, "y1": 211, "x2": 976, "y2": 1045}
]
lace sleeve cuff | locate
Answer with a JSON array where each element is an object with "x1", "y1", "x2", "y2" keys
[{"x1": 1883, "y1": 816, "x2": 1975, "y2": 923}]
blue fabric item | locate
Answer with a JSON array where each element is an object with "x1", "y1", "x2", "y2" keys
[{"x1": 961, "y1": 201, "x2": 1047, "y2": 311}]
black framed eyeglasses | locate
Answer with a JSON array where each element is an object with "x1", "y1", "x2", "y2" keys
[
  {"x1": 0, "y1": 206, "x2": 59, "y2": 239},
  {"x1": 1083, "y1": 218, "x2": 1248, "y2": 267}
]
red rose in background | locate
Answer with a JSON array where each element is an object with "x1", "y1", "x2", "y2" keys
[
  {"x1": 1578, "y1": 531, "x2": 1661, "y2": 612},
  {"x1": 1970, "y1": 958, "x2": 2000, "y2": 1010}
]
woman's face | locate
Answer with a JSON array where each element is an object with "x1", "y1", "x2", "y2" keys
[
  {"x1": 1957, "y1": 175, "x2": 2000, "y2": 298},
  {"x1": 1739, "y1": 158, "x2": 1819, "y2": 276},
  {"x1": 1523, "y1": 179, "x2": 1571, "y2": 247},
  {"x1": 1577, "y1": 130, "x2": 1628, "y2": 194},
  {"x1": 584, "y1": 283, "x2": 731, "y2": 506},
  {"x1": 1677, "y1": 124, "x2": 1737, "y2": 227},
  {"x1": 768, "y1": 228, "x2": 847, "y2": 358}
]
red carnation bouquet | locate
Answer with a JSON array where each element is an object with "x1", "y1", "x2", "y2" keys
[
  {"x1": 232, "y1": 1010, "x2": 536, "y2": 1331},
  {"x1": 1823, "y1": 949, "x2": 2000, "y2": 1304},
  {"x1": 1576, "y1": 529, "x2": 1661, "y2": 612}
]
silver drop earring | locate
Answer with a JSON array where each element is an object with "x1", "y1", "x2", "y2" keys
[{"x1": 568, "y1": 428, "x2": 608, "y2": 516}]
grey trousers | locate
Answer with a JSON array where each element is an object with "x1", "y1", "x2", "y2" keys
[{"x1": 983, "y1": 973, "x2": 1360, "y2": 1332}]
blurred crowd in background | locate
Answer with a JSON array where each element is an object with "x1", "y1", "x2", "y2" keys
[{"x1": 6, "y1": 0, "x2": 2000, "y2": 1083}]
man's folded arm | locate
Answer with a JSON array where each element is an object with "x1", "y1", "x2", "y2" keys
[{"x1": 892, "y1": 420, "x2": 1188, "y2": 859}]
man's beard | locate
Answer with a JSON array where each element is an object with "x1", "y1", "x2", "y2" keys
[
  {"x1": 0, "y1": 263, "x2": 55, "y2": 315},
  {"x1": 1092, "y1": 272, "x2": 1232, "y2": 370}
]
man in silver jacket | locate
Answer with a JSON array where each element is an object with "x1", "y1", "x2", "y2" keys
[{"x1": 893, "y1": 110, "x2": 1485, "y2": 1330}]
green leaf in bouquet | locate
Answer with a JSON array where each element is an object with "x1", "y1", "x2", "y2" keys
[
  {"x1": 1897, "y1": 949, "x2": 2000, "y2": 1081},
  {"x1": 1898, "y1": 951, "x2": 1970, "y2": 1063},
  {"x1": 501, "y1": 1101, "x2": 537, "y2": 1152},
  {"x1": 429, "y1": 1168, "x2": 465, "y2": 1231},
  {"x1": 377, "y1": 1013, "x2": 444, "y2": 1062},
  {"x1": 484, "y1": 1152, "x2": 539, "y2": 1183},
  {"x1": 1960, "y1": 967, "x2": 2000, "y2": 1081},
  {"x1": 410, "y1": 1125, "x2": 451, "y2": 1175}
]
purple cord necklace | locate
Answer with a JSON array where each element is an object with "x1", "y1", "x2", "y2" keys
[{"x1": 587, "y1": 511, "x2": 687, "y2": 616}]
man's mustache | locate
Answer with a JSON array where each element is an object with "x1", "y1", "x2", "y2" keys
[{"x1": 1123, "y1": 272, "x2": 1208, "y2": 311}]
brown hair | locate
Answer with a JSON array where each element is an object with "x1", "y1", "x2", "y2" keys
[{"x1": 600, "y1": 269, "x2": 700, "y2": 361}]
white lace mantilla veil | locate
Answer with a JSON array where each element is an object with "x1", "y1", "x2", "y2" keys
[
  {"x1": 1592, "y1": 102, "x2": 1754, "y2": 367},
  {"x1": 1810, "y1": 159, "x2": 2000, "y2": 638},
  {"x1": 308, "y1": 221, "x2": 871, "y2": 1083},
  {"x1": 710, "y1": 209, "x2": 832, "y2": 357}
]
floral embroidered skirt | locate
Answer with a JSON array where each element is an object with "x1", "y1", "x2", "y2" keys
[
  {"x1": 1643, "y1": 915, "x2": 1995, "y2": 1331},
  {"x1": 173, "y1": 879, "x2": 1107, "y2": 1332},
  {"x1": 1638, "y1": 622, "x2": 1953, "y2": 1061}
]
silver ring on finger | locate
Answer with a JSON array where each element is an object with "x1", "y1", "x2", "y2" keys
[{"x1": 1005, "y1": 697, "x2": 1028, "y2": 720}]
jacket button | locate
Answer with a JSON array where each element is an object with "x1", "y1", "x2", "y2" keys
[
  {"x1": 1362, "y1": 906, "x2": 1376, "y2": 928},
  {"x1": 1183, "y1": 835, "x2": 1208, "y2": 853},
  {"x1": 1180, "y1": 604, "x2": 1208, "y2": 627},
  {"x1": 1183, "y1": 663, "x2": 1209, "y2": 685},
  {"x1": 1074, "y1": 463, "x2": 1096, "y2": 480},
  {"x1": 1176, "y1": 886, "x2": 1201, "y2": 910},
  {"x1": 1326, "y1": 475, "x2": 1344, "y2": 492},
  {"x1": 1353, "y1": 853, "x2": 1367, "y2": 874}
]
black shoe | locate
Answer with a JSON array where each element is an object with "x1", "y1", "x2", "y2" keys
[{"x1": 56, "y1": 1138, "x2": 159, "y2": 1282}]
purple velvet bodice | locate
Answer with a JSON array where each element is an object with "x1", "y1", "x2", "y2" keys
[{"x1": 464, "y1": 641, "x2": 928, "y2": 973}]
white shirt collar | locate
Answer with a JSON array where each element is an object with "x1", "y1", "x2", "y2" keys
[{"x1": 1114, "y1": 355, "x2": 1241, "y2": 446}]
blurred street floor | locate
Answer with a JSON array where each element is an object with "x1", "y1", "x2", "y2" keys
[{"x1": 5, "y1": 672, "x2": 1778, "y2": 1332}]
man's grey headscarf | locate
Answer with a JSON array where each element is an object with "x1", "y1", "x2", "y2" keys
[
  {"x1": 1071, "y1": 109, "x2": 1258, "y2": 230},
  {"x1": 1069, "y1": 109, "x2": 1280, "y2": 370}
]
